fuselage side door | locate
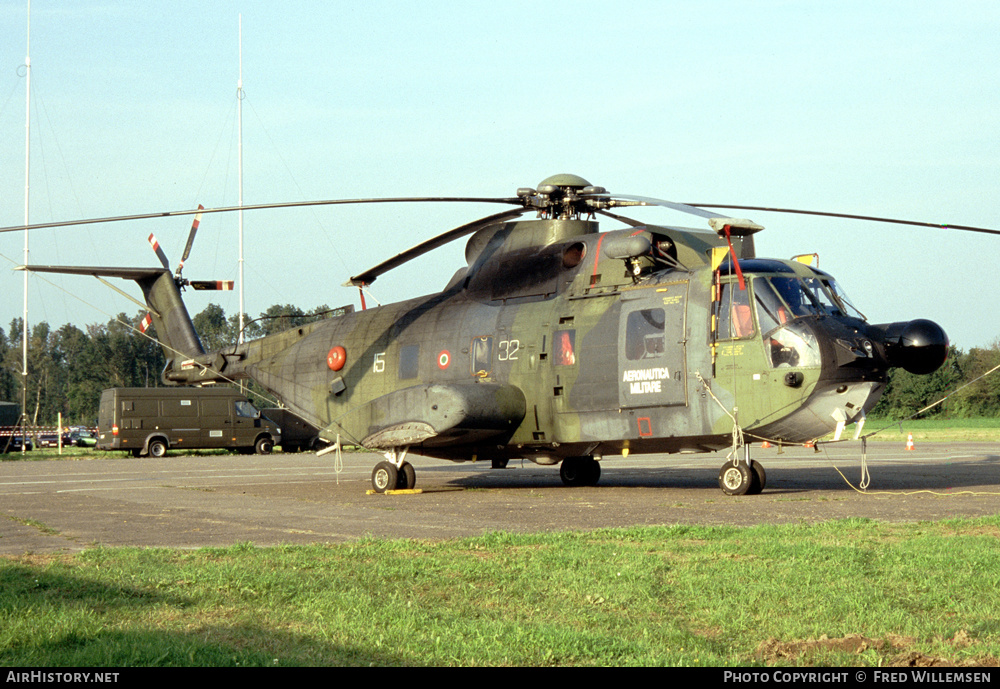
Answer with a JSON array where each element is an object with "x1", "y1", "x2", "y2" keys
[{"x1": 618, "y1": 281, "x2": 689, "y2": 409}]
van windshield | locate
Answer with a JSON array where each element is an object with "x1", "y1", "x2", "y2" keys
[{"x1": 235, "y1": 400, "x2": 260, "y2": 419}]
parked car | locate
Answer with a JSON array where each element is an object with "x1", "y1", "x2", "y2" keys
[
  {"x1": 1, "y1": 434, "x2": 33, "y2": 452},
  {"x1": 66, "y1": 430, "x2": 97, "y2": 448},
  {"x1": 36, "y1": 432, "x2": 60, "y2": 448}
]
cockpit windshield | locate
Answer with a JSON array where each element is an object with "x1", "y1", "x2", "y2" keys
[
  {"x1": 822, "y1": 278, "x2": 866, "y2": 320},
  {"x1": 753, "y1": 274, "x2": 866, "y2": 329}
]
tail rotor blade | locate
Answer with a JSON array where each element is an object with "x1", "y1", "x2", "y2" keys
[
  {"x1": 175, "y1": 204, "x2": 204, "y2": 281},
  {"x1": 188, "y1": 280, "x2": 234, "y2": 291},
  {"x1": 148, "y1": 234, "x2": 170, "y2": 271}
]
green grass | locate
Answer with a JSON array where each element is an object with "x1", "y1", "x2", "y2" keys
[
  {"x1": 3, "y1": 519, "x2": 1000, "y2": 667},
  {"x1": 862, "y1": 417, "x2": 1000, "y2": 442}
]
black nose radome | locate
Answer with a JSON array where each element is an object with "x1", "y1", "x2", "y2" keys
[{"x1": 879, "y1": 319, "x2": 949, "y2": 375}]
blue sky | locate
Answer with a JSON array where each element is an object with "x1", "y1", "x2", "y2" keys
[{"x1": 2, "y1": 0, "x2": 999, "y2": 350}]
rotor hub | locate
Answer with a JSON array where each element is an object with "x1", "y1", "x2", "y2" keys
[{"x1": 517, "y1": 174, "x2": 608, "y2": 220}]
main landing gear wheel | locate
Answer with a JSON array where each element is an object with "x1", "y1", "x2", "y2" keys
[
  {"x1": 396, "y1": 461, "x2": 416, "y2": 490},
  {"x1": 371, "y1": 461, "x2": 398, "y2": 493},
  {"x1": 718, "y1": 461, "x2": 753, "y2": 496},
  {"x1": 559, "y1": 456, "x2": 601, "y2": 487}
]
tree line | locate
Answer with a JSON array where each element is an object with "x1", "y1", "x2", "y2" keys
[
  {"x1": 0, "y1": 303, "x2": 336, "y2": 427},
  {"x1": 1, "y1": 304, "x2": 998, "y2": 426}
]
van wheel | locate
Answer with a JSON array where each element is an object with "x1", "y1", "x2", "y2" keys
[
  {"x1": 255, "y1": 437, "x2": 274, "y2": 455},
  {"x1": 148, "y1": 440, "x2": 167, "y2": 458}
]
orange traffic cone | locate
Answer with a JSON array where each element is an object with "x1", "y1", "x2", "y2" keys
[
  {"x1": 761, "y1": 440, "x2": 771, "y2": 449},
  {"x1": 905, "y1": 433, "x2": 915, "y2": 451}
]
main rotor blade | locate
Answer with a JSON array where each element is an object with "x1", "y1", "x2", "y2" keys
[
  {"x1": 685, "y1": 204, "x2": 1000, "y2": 236},
  {"x1": 346, "y1": 207, "x2": 530, "y2": 287},
  {"x1": 603, "y1": 194, "x2": 729, "y2": 220},
  {"x1": 0, "y1": 197, "x2": 522, "y2": 234}
]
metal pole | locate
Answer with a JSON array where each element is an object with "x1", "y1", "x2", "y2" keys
[
  {"x1": 238, "y1": 14, "x2": 245, "y2": 345},
  {"x1": 21, "y1": 0, "x2": 31, "y2": 456}
]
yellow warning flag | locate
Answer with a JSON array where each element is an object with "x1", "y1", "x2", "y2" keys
[{"x1": 711, "y1": 246, "x2": 731, "y2": 271}]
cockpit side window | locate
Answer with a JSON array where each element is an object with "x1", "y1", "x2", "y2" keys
[
  {"x1": 716, "y1": 281, "x2": 755, "y2": 340},
  {"x1": 753, "y1": 278, "x2": 788, "y2": 332}
]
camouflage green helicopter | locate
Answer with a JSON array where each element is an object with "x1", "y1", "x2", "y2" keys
[{"x1": 18, "y1": 173, "x2": 972, "y2": 495}]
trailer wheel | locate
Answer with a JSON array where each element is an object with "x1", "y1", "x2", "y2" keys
[{"x1": 148, "y1": 440, "x2": 167, "y2": 458}]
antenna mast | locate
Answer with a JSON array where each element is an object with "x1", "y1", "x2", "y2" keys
[
  {"x1": 21, "y1": 0, "x2": 31, "y2": 453},
  {"x1": 237, "y1": 14, "x2": 246, "y2": 344}
]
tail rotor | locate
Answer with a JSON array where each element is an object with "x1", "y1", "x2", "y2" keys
[{"x1": 147, "y1": 204, "x2": 234, "y2": 292}]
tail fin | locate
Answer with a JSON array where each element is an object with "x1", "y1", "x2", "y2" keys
[{"x1": 18, "y1": 266, "x2": 205, "y2": 359}]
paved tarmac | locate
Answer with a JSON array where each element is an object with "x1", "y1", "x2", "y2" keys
[{"x1": 1, "y1": 441, "x2": 998, "y2": 554}]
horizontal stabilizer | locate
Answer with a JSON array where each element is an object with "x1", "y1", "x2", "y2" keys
[
  {"x1": 17, "y1": 264, "x2": 205, "y2": 362},
  {"x1": 17, "y1": 264, "x2": 168, "y2": 281}
]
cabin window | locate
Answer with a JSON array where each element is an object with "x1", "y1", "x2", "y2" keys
[
  {"x1": 554, "y1": 329, "x2": 576, "y2": 365},
  {"x1": 625, "y1": 309, "x2": 665, "y2": 361},
  {"x1": 399, "y1": 345, "x2": 420, "y2": 380},
  {"x1": 471, "y1": 336, "x2": 492, "y2": 377}
]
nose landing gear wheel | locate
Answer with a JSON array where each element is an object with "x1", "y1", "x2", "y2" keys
[
  {"x1": 560, "y1": 456, "x2": 601, "y2": 487},
  {"x1": 747, "y1": 460, "x2": 766, "y2": 495}
]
